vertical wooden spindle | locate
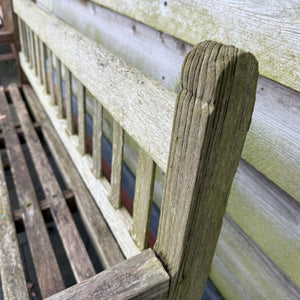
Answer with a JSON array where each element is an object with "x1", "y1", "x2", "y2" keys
[
  {"x1": 154, "y1": 41, "x2": 258, "y2": 299},
  {"x1": 47, "y1": 48, "x2": 55, "y2": 105},
  {"x1": 34, "y1": 34, "x2": 41, "y2": 83},
  {"x1": 109, "y1": 121, "x2": 124, "y2": 208},
  {"x1": 132, "y1": 149, "x2": 155, "y2": 250},
  {"x1": 55, "y1": 57, "x2": 63, "y2": 118},
  {"x1": 78, "y1": 82, "x2": 86, "y2": 155},
  {"x1": 65, "y1": 68, "x2": 75, "y2": 135},
  {"x1": 92, "y1": 99, "x2": 103, "y2": 178},
  {"x1": 25, "y1": 26, "x2": 32, "y2": 68},
  {"x1": 17, "y1": 18, "x2": 28, "y2": 60},
  {"x1": 40, "y1": 40, "x2": 48, "y2": 91},
  {"x1": 29, "y1": 29, "x2": 37, "y2": 74}
]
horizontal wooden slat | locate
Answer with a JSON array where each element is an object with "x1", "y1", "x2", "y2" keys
[
  {"x1": 89, "y1": 0, "x2": 300, "y2": 92},
  {"x1": 227, "y1": 160, "x2": 300, "y2": 287},
  {"x1": 211, "y1": 215, "x2": 300, "y2": 300},
  {"x1": 0, "y1": 142, "x2": 29, "y2": 300},
  {"x1": 0, "y1": 87, "x2": 65, "y2": 298},
  {"x1": 14, "y1": 0, "x2": 175, "y2": 172},
  {"x1": 9, "y1": 84, "x2": 96, "y2": 283},
  {"x1": 46, "y1": 249, "x2": 170, "y2": 300},
  {"x1": 22, "y1": 84, "x2": 126, "y2": 267},
  {"x1": 22, "y1": 0, "x2": 300, "y2": 203}
]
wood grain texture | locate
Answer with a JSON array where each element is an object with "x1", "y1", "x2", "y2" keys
[
  {"x1": 91, "y1": 0, "x2": 300, "y2": 92},
  {"x1": 9, "y1": 84, "x2": 96, "y2": 283},
  {"x1": 15, "y1": 0, "x2": 176, "y2": 172},
  {"x1": 109, "y1": 121, "x2": 124, "y2": 208},
  {"x1": 77, "y1": 82, "x2": 86, "y2": 155},
  {"x1": 46, "y1": 249, "x2": 169, "y2": 300},
  {"x1": 0, "y1": 137, "x2": 29, "y2": 300},
  {"x1": 92, "y1": 98, "x2": 103, "y2": 178},
  {"x1": 22, "y1": 84, "x2": 126, "y2": 268},
  {"x1": 154, "y1": 41, "x2": 258, "y2": 299},
  {"x1": 227, "y1": 160, "x2": 300, "y2": 286},
  {"x1": 211, "y1": 215, "x2": 300, "y2": 300},
  {"x1": 55, "y1": 56, "x2": 63, "y2": 118},
  {"x1": 32, "y1": 0, "x2": 300, "y2": 203},
  {"x1": 132, "y1": 149, "x2": 155, "y2": 250},
  {"x1": 47, "y1": 47, "x2": 55, "y2": 105},
  {"x1": 0, "y1": 87, "x2": 65, "y2": 298}
]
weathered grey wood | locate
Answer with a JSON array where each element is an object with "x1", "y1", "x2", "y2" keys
[
  {"x1": 90, "y1": 0, "x2": 300, "y2": 92},
  {"x1": 9, "y1": 84, "x2": 96, "y2": 283},
  {"x1": 0, "y1": 136, "x2": 29, "y2": 300},
  {"x1": 154, "y1": 41, "x2": 258, "y2": 299},
  {"x1": 22, "y1": 56, "x2": 140, "y2": 258},
  {"x1": 132, "y1": 149, "x2": 155, "y2": 250},
  {"x1": 17, "y1": 17, "x2": 28, "y2": 62},
  {"x1": 211, "y1": 215, "x2": 300, "y2": 300},
  {"x1": 109, "y1": 120, "x2": 124, "y2": 208},
  {"x1": 92, "y1": 98, "x2": 103, "y2": 178},
  {"x1": 29, "y1": 0, "x2": 300, "y2": 203},
  {"x1": 226, "y1": 159, "x2": 300, "y2": 286},
  {"x1": 34, "y1": 33, "x2": 41, "y2": 83},
  {"x1": 77, "y1": 82, "x2": 86, "y2": 155},
  {"x1": 0, "y1": 88, "x2": 65, "y2": 298},
  {"x1": 30, "y1": 30, "x2": 37, "y2": 75},
  {"x1": 47, "y1": 47, "x2": 55, "y2": 105},
  {"x1": 55, "y1": 56, "x2": 63, "y2": 118},
  {"x1": 27, "y1": 27, "x2": 34, "y2": 69},
  {"x1": 46, "y1": 249, "x2": 169, "y2": 300},
  {"x1": 14, "y1": 0, "x2": 176, "y2": 171},
  {"x1": 65, "y1": 67, "x2": 75, "y2": 134},
  {"x1": 40, "y1": 39, "x2": 48, "y2": 90},
  {"x1": 22, "y1": 84, "x2": 126, "y2": 268}
]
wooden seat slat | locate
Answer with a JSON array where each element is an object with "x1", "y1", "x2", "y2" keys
[
  {"x1": 23, "y1": 84, "x2": 125, "y2": 269},
  {"x1": 0, "y1": 87, "x2": 65, "y2": 298},
  {"x1": 8, "y1": 84, "x2": 96, "y2": 283},
  {"x1": 0, "y1": 129, "x2": 28, "y2": 300}
]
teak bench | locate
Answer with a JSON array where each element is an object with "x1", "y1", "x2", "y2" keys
[{"x1": 1, "y1": 0, "x2": 259, "y2": 299}]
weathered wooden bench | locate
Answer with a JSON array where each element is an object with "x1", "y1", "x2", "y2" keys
[{"x1": 1, "y1": 0, "x2": 299, "y2": 299}]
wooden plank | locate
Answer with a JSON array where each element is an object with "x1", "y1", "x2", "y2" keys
[
  {"x1": 90, "y1": 0, "x2": 300, "y2": 92},
  {"x1": 22, "y1": 84, "x2": 126, "y2": 268},
  {"x1": 0, "y1": 139, "x2": 29, "y2": 300},
  {"x1": 46, "y1": 249, "x2": 169, "y2": 300},
  {"x1": 0, "y1": 87, "x2": 65, "y2": 298},
  {"x1": 77, "y1": 82, "x2": 86, "y2": 155},
  {"x1": 154, "y1": 41, "x2": 258, "y2": 299},
  {"x1": 14, "y1": 0, "x2": 176, "y2": 172},
  {"x1": 64, "y1": 67, "x2": 75, "y2": 134},
  {"x1": 8, "y1": 84, "x2": 96, "y2": 283},
  {"x1": 32, "y1": 0, "x2": 300, "y2": 202},
  {"x1": 47, "y1": 47, "x2": 55, "y2": 105},
  {"x1": 29, "y1": 29, "x2": 37, "y2": 75},
  {"x1": 109, "y1": 120, "x2": 124, "y2": 208},
  {"x1": 227, "y1": 160, "x2": 300, "y2": 287},
  {"x1": 25, "y1": 25, "x2": 33, "y2": 68},
  {"x1": 132, "y1": 149, "x2": 155, "y2": 250},
  {"x1": 92, "y1": 98, "x2": 103, "y2": 178},
  {"x1": 55, "y1": 56, "x2": 63, "y2": 118},
  {"x1": 211, "y1": 215, "x2": 300, "y2": 300}
]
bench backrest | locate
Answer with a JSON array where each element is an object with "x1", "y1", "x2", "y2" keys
[{"x1": 14, "y1": 0, "x2": 262, "y2": 298}]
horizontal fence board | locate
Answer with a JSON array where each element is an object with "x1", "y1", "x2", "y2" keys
[
  {"x1": 90, "y1": 0, "x2": 300, "y2": 92},
  {"x1": 35, "y1": 0, "x2": 300, "y2": 202},
  {"x1": 211, "y1": 215, "x2": 300, "y2": 300},
  {"x1": 20, "y1": 55, "x2": 140, "y2": 259},
  {"x1": 228, "y1": 160, "x2": 300, "y2": 287},
  {"x1": 46, "y1": 249, "x2": 169, "y2": 300}
]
